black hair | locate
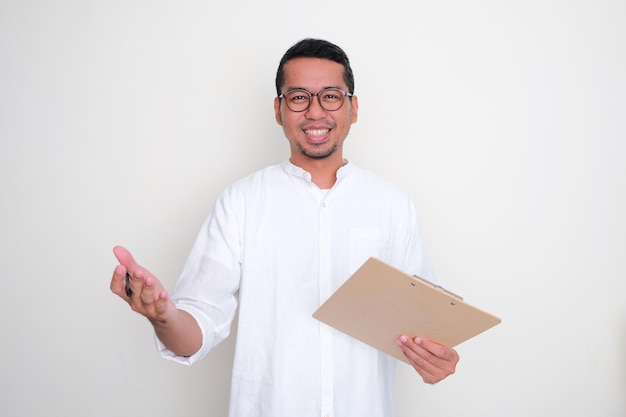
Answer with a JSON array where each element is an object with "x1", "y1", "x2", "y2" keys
[{"x1": 275, "y1": 38, "x2": 355, "y2": 96}]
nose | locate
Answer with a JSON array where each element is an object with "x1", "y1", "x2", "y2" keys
[{"x1": 305, "y1": 94, "x2": 327, "y2": 119}]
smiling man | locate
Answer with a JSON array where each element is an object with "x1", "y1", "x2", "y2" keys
[
  {"x1": 111, "y1": 38, "x2": 459, "y2": 417},
  {"x1": 275, "y1": 56, "x2": 357, "y2": 168}
]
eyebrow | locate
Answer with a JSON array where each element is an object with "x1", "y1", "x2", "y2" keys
[{"x1": 284, "y1": 85, "x2": 344, "y2": 92}]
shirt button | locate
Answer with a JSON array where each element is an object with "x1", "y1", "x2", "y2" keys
[{"x1": 321, "y1": 202, "x2": 327, "y2": 208}]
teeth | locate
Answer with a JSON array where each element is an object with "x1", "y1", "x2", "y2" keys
[{"x1": 305, "y1": 129, "x2": 329, "y2": 136}]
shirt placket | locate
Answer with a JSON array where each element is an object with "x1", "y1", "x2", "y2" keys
[{"x1": 318, "y1": 196, "x2": 334, "y2": 417}]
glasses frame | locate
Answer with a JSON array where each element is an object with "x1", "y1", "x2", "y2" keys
[{"x1": 278, "y1": 87, "x2": 354, "y2": 112}]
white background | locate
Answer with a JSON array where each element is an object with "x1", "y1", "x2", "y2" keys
[{"x1": 1, "y1": 1, "x2": 625, "y2": 416}]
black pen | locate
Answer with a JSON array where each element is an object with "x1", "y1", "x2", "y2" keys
[{"x1": 124, "y1": 272, "x2": 133, "y2": 297}]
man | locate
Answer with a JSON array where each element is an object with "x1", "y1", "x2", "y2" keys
[{"x1": 111, "y1": 38, "x2": 459, "y2": 417}]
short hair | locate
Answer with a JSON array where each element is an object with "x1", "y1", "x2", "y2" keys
[{"x1": 275, "y1": 38, "x2": 355, "y2": 96}]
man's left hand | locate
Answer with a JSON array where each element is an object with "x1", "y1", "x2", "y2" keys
[{"x1": 396, "y1": 335, "x2": 459, "y2": 384}]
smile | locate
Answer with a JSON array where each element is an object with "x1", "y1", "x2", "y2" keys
[{"x1": 304, "y1": 128, "x2": 330, "y2": 136}]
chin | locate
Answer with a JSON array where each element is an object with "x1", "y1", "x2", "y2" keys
[{"x1": 300, "y1": 144, "x2": 337, "y2": 160}]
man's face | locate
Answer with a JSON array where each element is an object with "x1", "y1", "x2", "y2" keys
[{"x1": 274, "y1": 57, "x2": 358, "y2": 164}]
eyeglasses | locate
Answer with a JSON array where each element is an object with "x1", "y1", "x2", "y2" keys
[{"x1": 278, "y1": 87, "x2": 353, "y2": 112}]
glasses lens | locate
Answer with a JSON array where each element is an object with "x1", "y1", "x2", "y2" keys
[
  {"x1": 282, "y1": 88, "x2": 348, "y2": 112},
  {"x1": 319, "y1": 88, "x2": 345, "y2": 111},
  {"x1": 285, "y1": 90, "x2": 311, "y2": 112}
]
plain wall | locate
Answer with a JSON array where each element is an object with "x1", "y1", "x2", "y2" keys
[{"x1": 1, "y1": 1, "x2": 625, "y2": 416}]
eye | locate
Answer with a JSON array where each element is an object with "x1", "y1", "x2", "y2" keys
[
  {"x1": 286, "y1": 90, "x2": 310, "y2": 103},
  {"x1": 321, "y1": 90, "x2": 342, "y2": 102},
  {"x1": 290, "y1": 95, "x2": 308, "y2": 102}
]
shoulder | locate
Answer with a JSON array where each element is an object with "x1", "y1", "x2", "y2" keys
[
  {"x1": 221, "y1": 163, "x2": 284, "y2": 194},
  {"x1": 344, "y1": 162, "x2": 413, "y2": 201}
]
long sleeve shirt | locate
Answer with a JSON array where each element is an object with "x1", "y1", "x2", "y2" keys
[{"x1": 157, "y1": 159, "x2": 435, "y2": 417}]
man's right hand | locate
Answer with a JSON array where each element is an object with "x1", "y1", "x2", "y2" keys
[
  {"x1": 110, "y1": 245, "x2": 203, "y2": 357},
  {"x1": 110, "y1": 245, "x2": 176, "y2": 325}
]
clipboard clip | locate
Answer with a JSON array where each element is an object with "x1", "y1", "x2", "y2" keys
[{"x1": 412, "y1": 275, "x2": 464, "y2": 301}]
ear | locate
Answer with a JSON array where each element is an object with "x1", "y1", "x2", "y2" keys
[
  {"x1": 274, "y1": 97, "x2": 283, "y2": 126},
  {"x1": 350, "y1": 95, "x2": 359, "y2": 124}
]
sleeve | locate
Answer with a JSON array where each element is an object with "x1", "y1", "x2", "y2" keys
[
  {"x1": 155, "y1": 187, "x2": 243, "y2": 365},
  {"x1": 397, "y1": 196, "x2": 438, "y2": 285}
]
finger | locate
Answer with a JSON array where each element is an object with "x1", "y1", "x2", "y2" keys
[
  {"x1": 140, "y1": 275, "x2": 157, "y2": 306},
  {"x1": 396, "y1": 335, "x2": 432, "y2": 366},
  {"x1": 415, "y1": 337, "x2": 459, "y2": 362},
  {"x1": 125, "y1": 271, "x2": 139, "y2": 301},
  {"x1": 128, "y1": 275, "x2": 171, "y2": 321},
  {"x1": 411, "y1": 338, "x2": 459, "y2": 376},
  {"x1": 113, "y1": 245, "x2": 149, "y2": 278},
  {"x1": 154, "y1": 290, "x2": 171, "y2": 316},
  {"x1": 142, "y1": 289, "x2": 173, "y2": 324},
  {"x1": 113, "y1": 245, "x2": 136, "y2": 269},
  {"x1": 407, "y1": 358, "x2": 438, "y2": 384},
  {"x1": 399, "y1": 336, "x2": 456, "y2": 367},
  {"x1": 396, "y1": 336, "x2": 457, "y2": 383},
  {"x1": 113, "y1": 246, "x2": 153, "y2": 289},
  {"x1": 110, "y1": 264, "x2": 129, "y2": 297},
  {"x1": 396, "y1": 337, "x2": 438, "y2": 383}
]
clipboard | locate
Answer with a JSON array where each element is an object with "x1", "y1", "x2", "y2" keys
[{"x1": 312, "y1": 257, "x2": 501, "y2": 364}]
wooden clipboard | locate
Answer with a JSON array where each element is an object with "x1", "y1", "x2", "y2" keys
[{"x1": 312, "y1": 257, "x2": 501, "y2": 364}]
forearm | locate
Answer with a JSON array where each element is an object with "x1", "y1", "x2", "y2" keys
[{"x1": 151, "y1": 309, "x2": 203, "y2": 357}]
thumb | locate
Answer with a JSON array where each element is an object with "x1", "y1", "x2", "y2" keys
[{"x1": 113, "y1": 245, "x2": 137, "y2": 270}]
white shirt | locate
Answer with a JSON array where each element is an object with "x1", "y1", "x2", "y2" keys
[{"x1": 157, "y1": 160, "x2": 435, "y2": 417}]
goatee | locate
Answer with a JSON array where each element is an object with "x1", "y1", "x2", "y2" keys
[{"x1": 297, "y1": 143, "x2": 338, "y2": 160}]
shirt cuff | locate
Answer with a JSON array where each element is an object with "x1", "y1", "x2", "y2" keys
[{"x1": 153, "y1": 305, "x2": 211, "y2": 366}]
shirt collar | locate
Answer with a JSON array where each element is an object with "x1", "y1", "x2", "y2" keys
[{"x1": 281, "y1": 159, "x2": 354, "y2": 184}]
